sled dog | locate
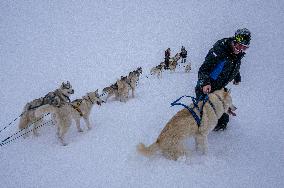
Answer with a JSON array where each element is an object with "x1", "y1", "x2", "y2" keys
[
  {"x1": 184, "y1": 63, "x2": 191, "y2": 73},
  {"x1": 128, "y1": 70, "x2": 140, "y2": 97},
  {"x1": 150, "y1": 64, "x2": 164, "y2": 78},
  {"x1": 117, "y1": 76, "x2": 130, "y2": 102},
  {"x1": 102, "y1": 83, "x2": 119, "y2": 102},
  {"x1": 137, "y1": 89, "x2": 236, "y2": 160},
  {"x1": 168, "y1": 53, "x2": 181, "y2": 72},
  {"x1": 35, "y1": 89, "x2": 103, "y2": 145},
  {"x1": 18, "y1": 81, "x2": 74, "y2": 136},
  {"x1": 129, "y1": 67, "x2": 143, "y2": 87}
]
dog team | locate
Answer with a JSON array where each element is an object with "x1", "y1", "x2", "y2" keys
[
  {"x1": 101, "y1": 67, "x2": 142, "y2": 102},
  {"x1": 16, "y1": 45, "x2": 236, "y2": 162},
  {"x1": 150, "y1": 46, "x2": 191, "y2": 79},
  {"x1": 18, "y1": 67, "x2": 143, "y2": 145}
]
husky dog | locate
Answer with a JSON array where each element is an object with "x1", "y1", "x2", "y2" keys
[
  {"x1": 128, "y1": 70, "x2": 140, "y2": 98},
  {"x1": 117, "y1": 76, "x2": 130, "y2": 102},
  {"x1": 150, "y1": 64, "x2": 164, "y2": 78},
  {"x1": 35, "y1": 89, "x2": 103, "y2": 145},
  {"x1": 184, "y1": 63, "x2": 191, "y2": 73},
  {"x1": 137, "y1": 89, "x2": 236, "y2": 160},
  {"x1": 70, "y1": 89, "x2": 103, "y2": 131},
  {"x1": 18, "y1": 81, "x2": 74, "y2": 136},
  {"x1": 102, "y1": 83, "x2": 119, "y2": 102},
  {"x1": 130, "y1": 67, "x2": 142, "y2": 78},
  {"x1": 168, "y1": 53, "x2": 181, "y2": 72},
  {"x1": 129, "y1": 67, "x2": 143, "y2": 86}
]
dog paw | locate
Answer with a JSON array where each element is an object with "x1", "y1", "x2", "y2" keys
[
  {"x1": 62, "y1": 143, "x2": 68, "y2": 146},
  {"x1": 33, "y1": 132, "x2": 40, "y2": 137},
  {"x1": 177, "y1": 155, "x2": 187, "y2": 162}
]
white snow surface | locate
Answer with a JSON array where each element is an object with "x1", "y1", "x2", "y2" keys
[{"x1": 1, "y1": 1, "x2": 284, "y2": 188}]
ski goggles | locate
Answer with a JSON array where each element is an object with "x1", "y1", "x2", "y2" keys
[{"x1": 235, "y1": 34, "x2": 250, "y2": 47}]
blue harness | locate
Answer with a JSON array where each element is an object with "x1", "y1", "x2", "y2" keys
[{"x1": 171, "y1": 95, "x2": 216, "y2": 127}]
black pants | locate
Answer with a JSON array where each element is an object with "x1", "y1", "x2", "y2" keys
[{"x1": 164, "y1": 58, "x2": 169, "y2": 68}]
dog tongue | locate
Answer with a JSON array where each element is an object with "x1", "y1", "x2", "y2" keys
[{"x1": 228, "y1": 108, "x2": 237, "y2": 116}]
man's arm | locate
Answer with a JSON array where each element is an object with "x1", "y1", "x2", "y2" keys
[{"x1": 198, "y1": 39, "x2": 229, "y2": 87}]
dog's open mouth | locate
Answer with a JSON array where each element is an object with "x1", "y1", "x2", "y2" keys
[{"x1": 228, "y1": 106, "x2": 237, "y2": 116}]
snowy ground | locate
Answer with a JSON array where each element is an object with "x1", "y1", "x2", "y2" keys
[{"x1": 1, "y1": 1, "x2": 284, "y2": 188}]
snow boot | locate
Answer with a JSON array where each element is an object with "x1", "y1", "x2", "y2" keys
[{"x1": 214, "y1": 113, "x2": 229, "y2": 131}]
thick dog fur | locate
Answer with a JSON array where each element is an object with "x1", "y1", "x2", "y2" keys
[
  {"x1": 137, "y1": 89, "x2": 236, "y2": 160},
  {"x1": 35, "y1": 90, "x2": 103, "y2": 145},
  {"x1": 130, "y1": 67, "x2": 143, "y2": 83},
  {"x1": 102, "y1": 83, "x2": 119, "y2": 102},
  {"x1": 184, "y1": 63, "x2": 191, "y2": 73},
  {"x1": 128, "y1": 72, "x2": 139, "y2": 98},
  {"x1": 150, "y1": 64, "x2": 164, "y2": 78},
  {"x1": 18, "y1": 81, "x2": 74, "y2": 137},
  {"x1": 102, "y1": 67, "x2": 142, "y2": 102},
  {"x1": 117, "y1": 76, "x2": 130, "y2": 102},
  {"x1": 168, "y1": 53, "x2": 181, "y2": 72}
]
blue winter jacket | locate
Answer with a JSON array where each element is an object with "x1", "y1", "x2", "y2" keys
[{"x1": 197, "y1": 37, "x2": 245, "y2": 92}]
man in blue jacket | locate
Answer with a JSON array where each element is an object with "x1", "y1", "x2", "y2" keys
[{"x1": 195, "y1": 28, "x2": 251, "y2": 131}]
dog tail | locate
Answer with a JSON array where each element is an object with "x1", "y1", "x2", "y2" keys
[
  {"x1": 18, "y1": 112, "x2": 29, "y2": 130},
  {"x1": 18, "y1": 104, "x2": 32, "y2": 130},
  {"x1": 137, "y1": 142, "x2": 159, "y2": 157}
]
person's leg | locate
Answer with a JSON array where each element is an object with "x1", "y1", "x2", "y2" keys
[
  {"x1": 214, "y1": 113, "x2": 229, "y2": 131},
  {"x1": 164, "y1": 58, "x2": 169, "y2": 69}
]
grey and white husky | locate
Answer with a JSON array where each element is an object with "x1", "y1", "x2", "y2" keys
[
  {"x1": 18, "y1": 81, "x2": 74, "y2": 136},
  {"x1": 35, "y1": 89, "x2": 103, "y2": 145}
]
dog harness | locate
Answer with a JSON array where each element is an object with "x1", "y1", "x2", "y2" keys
[
  {"x1": 71, "y1": 94, "x2": 99, "y2": 117},
  {"x1": 214, "y1": 93, "x2": 226, "y2": 111},
  {"x1": 27, "y1": 91, "x2": 71, "y2": 110},
  {"x1": 71, "y1": 99, "x2": 84, "y2": 117},
  {"x1": 171, "y1": 95, "x2": 217, "y2": 127}
]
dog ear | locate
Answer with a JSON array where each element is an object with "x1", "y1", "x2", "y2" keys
[
  {"x1": 95, "y1": 89, "x2": 98, "y2": 93},
  {"x1": 224, "y1": 88, "x2": 231, "y2": 94}
]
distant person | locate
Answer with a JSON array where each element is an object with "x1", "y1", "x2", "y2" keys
[
  {"x1": 180, "y1": 46, "x2": 187, "y2": 63},
  {"x1": 164, "y1": 48, "x2": 171, "y2": 69},
  {"x1": 195, "y1": 28, "x2": 251, "y2": 131}
]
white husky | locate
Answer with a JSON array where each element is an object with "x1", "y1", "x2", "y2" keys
[
  {"x1": 18, "y1": 81, "x2": 74, "y2": 136},
  {"x1": 35, "y1": 90, "x2": 103, "y2": 145},
  {"x1": 137, "y1": 89, "x2": 236, "y2": 160}
]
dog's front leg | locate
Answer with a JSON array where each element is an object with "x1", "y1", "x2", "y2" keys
[
  {"x1": 83, "y1": 116, "x2": 91, "y2": 130},
  {"x1": 57, "y1": 121, "x2": 70, "y2": 146},
  {"x1": 33, "y1": 119, "x2": 42, "y2": 136},
  {"x1": 58, "y1": 126, "x2": 68, "y2": 146},
  {"x1": 131, "y1": 88, "x2": 135, "y2": 98},
  {"x1": 75, "y1": 118, "x2": 83, "y2": 132}
]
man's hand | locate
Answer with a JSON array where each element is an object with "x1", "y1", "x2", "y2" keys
[{"x1": 202, "y1": 85, "x2": 211, "y2": 94}]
